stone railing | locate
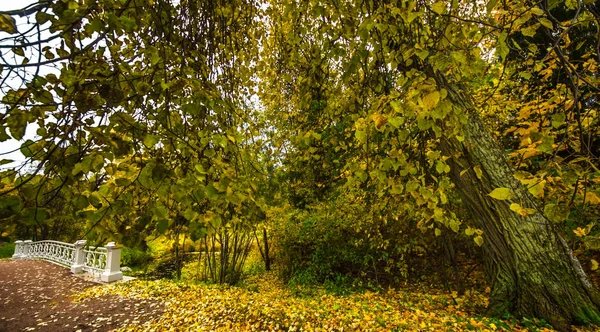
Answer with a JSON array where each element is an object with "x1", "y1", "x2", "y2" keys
[{"x1": 12, "y1": 239, "x2": 123, "y2": 282}]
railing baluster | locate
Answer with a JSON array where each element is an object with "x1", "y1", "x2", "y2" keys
[
  {"x1": 100, "y1": 242, "x2": 123, "y2": 283},
  {"x1": 70, "y1": 240, "x2": 87, "y2": 274},
  {"x1": 12, "y1": 240, "x2": 22, "y2": 259},
  {"x1": 22, "y1": 240, "x2": 32, "y2": 258}
]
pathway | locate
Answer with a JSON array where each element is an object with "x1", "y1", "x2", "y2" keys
[{"x1": 0, "y1": 260, "x2": 163, "y2": 331}]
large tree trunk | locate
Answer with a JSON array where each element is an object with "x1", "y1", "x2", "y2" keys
[{"x1": 438, "y1": 86, "x2": 600, "y2": 331}]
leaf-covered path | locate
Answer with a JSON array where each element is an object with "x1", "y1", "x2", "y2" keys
[{"x1": 0, "y1": 260, "x2": 163, "y2": 332}]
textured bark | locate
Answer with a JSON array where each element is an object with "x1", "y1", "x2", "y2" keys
[{"x1": 438, "y1": 87, "x2": 600, "y2": 331}]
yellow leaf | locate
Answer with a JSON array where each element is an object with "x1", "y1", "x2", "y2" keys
[
  {"x1": 528, "y1": 180, "x2": 546, "y2": 198},
  {"x1": 531, "y1": 7, "x2": 544, "y2": 16},
  {"x1": 592, "y1": 259, "x2": 599, "y2": 271},
  {"x1": 585, "y1": 192, "x2": 600, "y2": 205},
  {"x1": 435, "y1": 228, "x2": 441, "y2": 236},
  {"x1": 473, "y1": 165, "x2": 483, "y2": 180},
  {"x1": 539, "y1": 17, "x2": 553, "y2": 29},
  {"x1": 510, "y1": 203, "x2": 535, "y2": 216},
  {"x1": 422, "y1": 91, "x2": 440, "y2": 109},
  {"x1": 488, "y1": 187, "x2": 514, "y2": 200},
  {"x1": 371, "y1": 113, "x2": 387, "y2": 130},
  {"x1": 1, "y1": 231, "x2": 9, "y2": 237},
  {"x1": 474, "y1": 235, "x2": 484, "y2": 246},
  {"x1": 573, "y1": 227, "x2": 588, "y2": 237}
]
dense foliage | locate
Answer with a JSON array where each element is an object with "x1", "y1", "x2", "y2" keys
[{"x1": 1, "y1": 0, "x2": 600, "y2": 330}]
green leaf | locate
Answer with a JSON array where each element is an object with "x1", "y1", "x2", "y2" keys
[
  {"x1": 20, "y1": 140, "x2": 35, "y2": 158},
  {"x1": 143, "y1": 134, "x2": 159, "y2": 148},
  {"x1": 488, "y1": 187, "x2": 514, "y2": 200},
  {"x1": 417, "y1": 117, "x2": 432, "y2": 131},
  {"x1": 388, "y1": 116, "x2": 404, "y2": 128},
  {"x1": 35, "y1": 11, "x2": 53, "y2": 24},
  {"x1": 195, "y1": 164, "x2": 208, "y2": 174},
  {"x1": 496, "y1": 32, "x2": 509, "y2": 61},
  {"x1": 206, "y1": 183, "x2": 219, "y2": 199},
  {"x1": 355, "y1": 130, "x2": 367, "y2": 143},
  {"x1": 430, "y1": 2, "x2": 445, "y2": 14},
  {"x1": 552, "y1": 113, "x2": 566, "y2": 128},
  {"x1": 390, "y1": 100, "x2": 402, "y2": 112},
  {"x1": 157, "y1": 219, "x2": 168, "y2": 234},
  {"x1": 37, "y1": 90, "x2": 54, "y2": 104},
  {"x1": 154, "y1": 205, "x2": 168, "y2": 219},
  {"x1": 544, "y1": 203, "x2": 569, "y2": 223},
  {"x1": 115, "y1": 178, "x2": 130, "y2": 186},
  {"x1": 73, "y1": 195, "x2": 89, "y2": 210}
]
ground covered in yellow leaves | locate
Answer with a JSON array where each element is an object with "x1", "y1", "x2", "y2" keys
[{"x1": 74, "y1": 272, "x2": 600, "y2": 332}]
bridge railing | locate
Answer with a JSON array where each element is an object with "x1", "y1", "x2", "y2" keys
[{"x1": 12, "y1": 239, "x2": 123, "y2": 283}]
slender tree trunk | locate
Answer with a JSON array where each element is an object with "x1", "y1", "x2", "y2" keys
[
  {"x1": 439, "y1": 87, "x2": 600, "y2": 331},
  {"x1": 442, "y1": 235, "x2": 464, "y2": 295},
  {"x1": 263, "y1": 227, "x2": 271, "y2": 271}
]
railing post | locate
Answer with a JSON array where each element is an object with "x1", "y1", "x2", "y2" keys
[
  {"x1": 22, "y1": 240, "x2": 32, "y2": 259},
  {"x1": 100, "y1": 242, "x2": 123, "y2": 282},
  {"x1": 70, "y1": 240, "x2": 87, "y2": 274},
  {"x1": 12, "y1": 240, "x2": 23, "y2": 259}
]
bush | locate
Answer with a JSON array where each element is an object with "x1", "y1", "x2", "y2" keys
[
  {"x1": 121, "y1": 247, "x2": 152, "y2": 267},
  {"x1": 271, "y1": 202, "x2": 412, "y2": 289},
  {"x1": 0, "y1": 242, "x2": 15, "y2": 259}
]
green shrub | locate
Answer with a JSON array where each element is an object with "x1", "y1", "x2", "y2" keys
[
  {"x1": 121, "y1": 247, "x2": 152, "y2": 267},
  {"x1": 272, "y1": 204, "x2": 411, "y2": 288},
  {"x1": 0, "y1": 242, "x2": 15, "y2": 259}
]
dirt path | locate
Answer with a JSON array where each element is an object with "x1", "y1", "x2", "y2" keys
[{"x1": 0, "y1": 259, "x2": 163, "y2": 332}]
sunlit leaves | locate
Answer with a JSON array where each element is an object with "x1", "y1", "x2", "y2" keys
[
  {"x1": 487, "y1": 187, "x2": 514, "y2": 200},
  {"x1": 510, "y1": 203, "x2": 535, "y2": 216},
  {"x1": 538, "y1": 17, "x2": 553, "y2": 29},
  {"x1": 585, "y1": 192, "x2": 600, "y2": 205},
  {"x1": 77, "y1": 274, "x2": 524, "y2": 331},
  {"x1": 422, "y1": 91, "x2": 440, "y2": 110}
]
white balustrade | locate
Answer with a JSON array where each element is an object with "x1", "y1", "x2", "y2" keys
[
  {"x1": 12, "y1": 240, "x2": 23, "y2": 258},
  {"x1": 12, "y1": 239, "x2": 123, "y2": 282},
  {"x1": 101, "y1": 242, "x2": 123, "y2": 282},
  {"x1": 83, "y1": 245, "x2": 108, "y2": 276},
  {"x1": 70, "y1": 240, "x2": 87, "y2": 274}
]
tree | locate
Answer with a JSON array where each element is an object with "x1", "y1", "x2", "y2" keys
[
  {"x1": 258, "y1": 0, "x2": 600, "y2": 330},
  {"x1": 0, "y1": 0, "x2": 263, "y2": 284},
  {"x1": 2, "y1": 0, "x2": 600, "y2": 329}
]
